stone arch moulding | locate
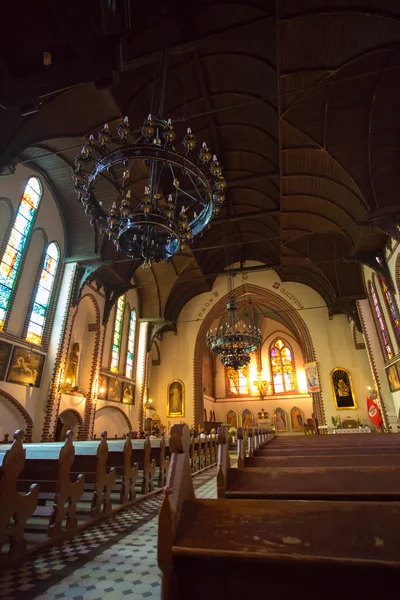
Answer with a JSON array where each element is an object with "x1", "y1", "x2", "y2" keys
[
  {"x1": 193, "y1": 283, "x2": 325, "y2": 427},
  {"x1": 58, "y1": 408, "x2": 84, "y2": 440},
  {"x1": 0, "y1": 388, "x2": 34, "y2": 441},
  {"x1": 95, "y1": 405, "x2": 133, "y2": 434}
]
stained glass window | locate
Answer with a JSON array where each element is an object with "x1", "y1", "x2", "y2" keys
[
  {"x1": 125, "y1": 308, "x2": 137, "y2": 379},
  {"x1": 227, "y1": 365, "x2": 249, "y2": 396},
  {"x1": 270, "y1": 338, "x2": 297, "y2": 394},
  {"x1": 370, "y1": 282, "x2": 393, "y2": 360},
  {"x1": 379, "y1": 275, "x2": 400, "y2": 341},
  {"x1": 0, "y1": 177, "x2": 42, "y2": 330},
  {"x1": 26, "y1": 243, "x2": 60, "y2": 345},
  {"x1": 110, "y1": 295, "x2": 125, "y2": 372}
]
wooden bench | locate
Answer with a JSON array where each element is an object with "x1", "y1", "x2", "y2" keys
[
  {"x1": 158, "y1": 425, "x2": 400, "y2": 600},
  {"x1": 245, "y1": 453, "x2": 400, "y2": 467},
  {"x1": 0, "y1": 431, "x2": 39, "y2": 560}
]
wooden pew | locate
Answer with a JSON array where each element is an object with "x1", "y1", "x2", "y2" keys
[
  {"x1": 218, "y1": 426, "x2": 400, "y2": 500},
  {"x1": 160, "y1": 432, "x2": 170, "y2": 487},
  {"x1": 158, "y1": 425, "x2": 400, "y2": 600},
  {"x1": 141, "y1": 434, "x2": 157, "y2": 494},
  {"x1": 245, "y1": 454, "x2": 400, "y2": 468},
  {"x1": 105, "y1": 433, "x2": 138, "y2": 504},
  {"x1": 223, "y1": 466, "x2": 400, "y2": 500},
  {"x1": 0, "y1": 431, "x2": 39, "y2": 559},
  {"x1": 47, "y1": 431, "x2": 85, "y2": 538}
]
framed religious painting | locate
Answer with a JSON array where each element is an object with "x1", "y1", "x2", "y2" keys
[
  {"x1": 167, "y1": 379, "x2": 184, "y2": 417},
  {"x1": 386, "y1": 363, "x2": 400, "y2": 393},
  {"x1": 226, "y1": 409, "x2": 238, "y2": 429},
  {"x1": 122, "y1": 381, "x2": 135, "y2": 405},
  {"x1": 331, "y1": 367, "x2": 357, "y2": 409},
  {"x1": 241, "y1": 408, "x2": 253, "y2": 428},
  {"x1": 108, "y1": 377, "x2": 123, "y2": 402},
  {"x1": 0, "y1": 340, "x2": 12, "y2": 380},
  {"x1": 97, "y1": 376, "x2": 108, "y2": 400},
  {"x1": 274, "y1": 407, "x2": 288, "y2": 432},
  {"x1": 290, "y1": 406, "x2": 304, "y2": 432},
  {"x1": 7, "y1": 346, "x2": 45, "y2": 387}
]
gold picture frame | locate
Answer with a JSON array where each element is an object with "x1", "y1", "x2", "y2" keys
[
  {"x1": 167, "y1": 379, "x2": 184, "y2": 417},
  {"x1": 331, "y1": 367, "x2": 357, "y2": 410}
]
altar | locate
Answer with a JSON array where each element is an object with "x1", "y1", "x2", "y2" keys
[{"x1": 332, "y1": 427, "x2": 371, "y2": 434}]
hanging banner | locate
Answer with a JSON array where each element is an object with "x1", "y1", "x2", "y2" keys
[
  {"x1": 367, "y1": 396, "x2": 383, "y2": 429},
  {"x1": 305, "y1": 362, "x2": 320, "y2": 393}
]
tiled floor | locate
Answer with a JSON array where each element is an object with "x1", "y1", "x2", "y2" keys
[{"x1": 0, "y1": 468, "x2": 217, "y2": 600}]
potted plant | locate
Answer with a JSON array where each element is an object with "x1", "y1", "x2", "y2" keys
[{"x1": 228, "y1": 427, "x2": 237, "y2": 448}]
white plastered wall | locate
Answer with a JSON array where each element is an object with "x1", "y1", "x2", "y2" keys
[
  {"x1": 148, "y1": 262, "x2": 374, "y2": 431},
  {"x1": 0, "y1": 166, "x2": 65, "y2": 440}
]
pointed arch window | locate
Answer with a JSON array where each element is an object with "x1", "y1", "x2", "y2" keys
[
  {"x1": 110, "y1": 295, "x2": 125, "y2": 372},
  {"x1": 270, "y1": 338, "x2": 297, "y2": 394},
  {"x1": 26, "y1": 242, "x2": 60, "y2": 345},
  {"x1": 125, "y1": 308, "x2": 137, "y2": 379},
  {"x1": 378, "y1": 275, "x2": 400, "y2": 343},
  {"x1": 226, "y1": 365, "x2": 250, "y2": 396},
  {"x1": 0, "y1": 177, "x2": 42, "y2": 330},
  {"x1": 369, "y1": 281, "x2": 393, "y2": 361}
]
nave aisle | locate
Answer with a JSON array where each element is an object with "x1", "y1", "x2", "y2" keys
[{"x1": 1, "y1": 469, "x2": 218, "y2": 600}]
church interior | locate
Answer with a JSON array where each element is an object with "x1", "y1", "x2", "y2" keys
[{"x1": 1, "y1": 1, "x2": 400, "y2": 598}]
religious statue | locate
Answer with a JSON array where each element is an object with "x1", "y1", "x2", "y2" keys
[{"x1": 63, "y1": 342, "x2": 80, "y2": 390}]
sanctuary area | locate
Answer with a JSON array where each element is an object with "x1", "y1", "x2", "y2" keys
[{"x1": 1, "y1": 1, "x2": 400, "y2": 599}]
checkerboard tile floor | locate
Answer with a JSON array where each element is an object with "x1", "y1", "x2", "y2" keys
[{"x1": 0, "y1": 467, "x2": 217, "y2": 600}]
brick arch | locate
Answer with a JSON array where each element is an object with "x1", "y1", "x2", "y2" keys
[
  {"x1": 70, "y1": 293, "x2": 101, "y2": 439},
  {"x1": 58, "y1": 408, "x2": 84, "y2": 440},
  {"x1": 0, "y1": 389, "x2": 34, "y2": 441},
  {"x1": 193, "y1": 283, "x2": 325, "y2": 427},
  {"x1": 95, "y1": 405, "x2": 132, "y2": 433}
]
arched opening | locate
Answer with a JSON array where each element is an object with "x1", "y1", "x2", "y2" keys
[
  {"x1": 55, "y1": 409, "x2": 83, "y2": 441},
  {"x1": 0, "y1": 389, "x2": 34, "y2": 441},
  {"x1": 194, "y1": 283, "x2": 322, "y2": 428},
  {"x1": 94, "y1": 406, "x2": 132, "y2": 439}
]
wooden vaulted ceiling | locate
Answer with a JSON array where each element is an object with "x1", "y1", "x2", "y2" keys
[{"x1": 1, "y1": 1, "x2": 400, "y2": 322}]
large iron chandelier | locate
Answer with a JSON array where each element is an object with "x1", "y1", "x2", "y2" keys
[
  {"x1": 206, "y1": 279, "x2": 262, "y2": 370},
  {"x1": 72, "y1": 115, "x2": 226, "y2": 267}
]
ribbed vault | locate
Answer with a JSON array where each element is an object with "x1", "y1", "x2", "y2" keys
[{"x1": 1, "y1": 1, "x2": 400, "y2": 320}]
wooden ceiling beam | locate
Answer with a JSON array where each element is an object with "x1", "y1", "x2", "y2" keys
[
  {"x1": 210, "y1": 208, "x2": 280, "y2": 224},
  {"x1": 121, "y1": 14, "x2": 274, "y2": 71}
]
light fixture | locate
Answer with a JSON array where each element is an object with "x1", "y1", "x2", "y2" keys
[
  {"x1": 72, "y1": 35, "x2": 226, "y2": 268},
  {"x1": 206, "y1": 274, "x2": 262, "y2": 370},
  {"x1": 367, "y1": 384, "x2": 378, "y2": 400},
  {"x1": 144, "y1": 398, "x2": 155, "y2": 411}
]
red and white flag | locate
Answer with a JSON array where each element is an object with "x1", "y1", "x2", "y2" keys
[{"x1": 367, "y1": 396, "x2": 383, "y2": 428}]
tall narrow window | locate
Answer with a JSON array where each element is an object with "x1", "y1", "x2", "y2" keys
[
  {"x1": 0, "y1": 177, "x2": 42, "y2": 330},
  {"x1": 369, "y1": 281, "x2": 393, "y2": 360},
  {"x1": 26, "y1": 242, "x2": 60, "y2": 345},
  {"x1": 125, "y1": 309, "x2": 137, "y2": 379},
  {"x1": 378, "y1": 275, "x2": 400, "y2": 342},
  {"x1": 227, "y1": 365, "x2": 249, "y2": 396},
  {"x1": 270, "y1": 338, "x2": 297, "y2": 394},
  {"x1": 110, "y1": 295, "x2": 125, "y2": 372}
]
